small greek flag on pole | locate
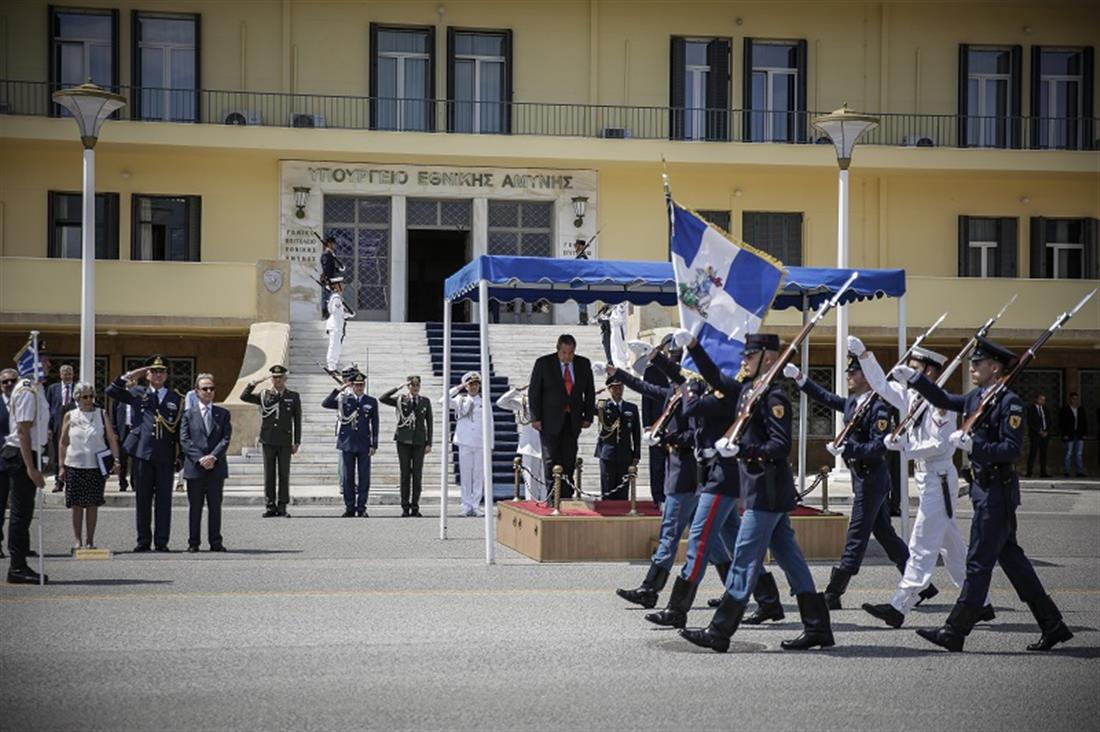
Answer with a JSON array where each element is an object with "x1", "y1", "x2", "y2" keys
[
  {"x1": 669, "y1": 202, "x2": 785, "y2": 374},
  {"x1": 14, "y1": 334, "x2": 45, "y2": 380}
]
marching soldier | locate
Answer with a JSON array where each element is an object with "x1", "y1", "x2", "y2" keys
[
  {"x1": 593, "y1": 373, "x2": 641, "y2": 500},
  {"x1": 106, "y1": 355, "x2": 183, "y2": 552},
  {"x1": 380, "y1": 375, "x2": 432, "y2": 517},
  {"x1": 323, "y1": 372, "x2": 378, "y2": 517},
  {"x1": 895, "y1": 337, "x2": 1073, "y2": 652},
  {"x1": 784, "y1": 354, "x2": 936, "y2": 610},
  {"x1": 241, "y1": 365, "x2": 302, "y2": 517},
  {"x1": 851, "y1": 336, "x2": 994, "y2": 628},
  {"x1": 681, "y1": 334, "x2": 833, "y2": 653}
]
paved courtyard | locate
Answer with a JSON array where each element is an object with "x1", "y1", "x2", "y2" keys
[{"x1": 2, "y1": 487, "x2": 1098, "y2": 731}]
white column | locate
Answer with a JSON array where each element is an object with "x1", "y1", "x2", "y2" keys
[
  {"x1": 470, "y1": 198, "x2": 488, "y2": 324},
  {"x1": 897, "y1": 293, "x2": 910, "y2": 539},
  {"x1": 439, "y1": 298, "x2": 452, "y2": 540},
  {"x1": 478, "y1": 279, "x2": 496, "y2": 564},
  {"x1": 832, "y1": 167, "x2": 850, "y2": 475},
  {"x1": 390, "y1": 196, "x2": 407, "y2": 322},
  {"x1": 80, "y1": 147, "x2": 96, "y2": 384},
  {"x1": 798, "y1": 294, "x2": 810, "y2": 496}
]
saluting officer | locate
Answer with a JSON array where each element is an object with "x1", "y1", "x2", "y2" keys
[
  {"x1": 241, "y1": 365, "x2": 302, "y2": 518},
  {"x1": 593, "y1": 373, "x2": 641, "y2": 500},
  {"x1": 785, "y1": 353, "x2": 935, "y2": 610},
  {"x1": 106, "y1": 355, "x2": 183, "y2": 552},
  {"x1": 682, "y1": 334, "x2": 833, "y2": 653},
  {"x1": 323, "y1": 372, "x2": 378, "y2": 517},
  {"x1": 380, "y1": 375, "x2": 431, "y2": 517},
  {"x1": 896, "y1": 337, "x2": 1073, "y2": 652}
]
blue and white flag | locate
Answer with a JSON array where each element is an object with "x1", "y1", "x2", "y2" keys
[
  {"x1": 13, "y1": 335, "x2": 45, "y2": 380},
  {"x1": 669, "y1": 202, "x2": 784, "y2": 374}
]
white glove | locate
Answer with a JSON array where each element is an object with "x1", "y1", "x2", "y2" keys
[
  {"x1": 948, "y1": 430, "x2": 973, "y2": 454},
  {"x1": 592, "y1": 361, "x2": 607, "y2": 378},
  {"x1": 642, "y1": 430, "x2": 660, "y2": 447},
  {"x1": 672, "y1": 328, "x2": 694, "y2": 349},
  {"x1": 883, "y1": 433, "x2": 909, "y2": 453},
  {"x1": 825, "y1": 441, "x2": 843, "y2": 458},
  {"x1": 891, "y1": 364, "x2": 919, "y2": 384},
  {"x1": 715, "y1": 437, "x2": 740, "y2": 458},
  {"x1": 847, "y1": 335, "x2": 866, "y2": 357},
  {"x1": 627, "y1": 339, "x2": 654, "y2": 358},
  {"x1": 782, "y1": 363, "x2": 804, "y2": 384}
]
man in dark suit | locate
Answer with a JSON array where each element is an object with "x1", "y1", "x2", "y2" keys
[
  {"x1": 179, "y1": 373, "x2": 232, "y2": 552},
  {"x1": 112, "y1": 375, "x2": 140, "y2": 491},
  {"x1": 46, "y1": 363, "x2": 75, "y2": 491},
  {"x1": 0, "y1": 367, "x2": 17, "y2": 559},
  {"x1": 1026, "y1": 393, "x2": 1052, "y2": 478},
  {"x1": 106, "y1": 355, "x2": 183, "y2": 552},
  {"x1": 1059, "y1": 392, "x2": 1088, "y2": 478},
  {"x1": 528, "y1": 334, "x2": 595, "y2": 499},
  {"x1": 594, "y1": 373, "x2": 641, "y2": 499}
]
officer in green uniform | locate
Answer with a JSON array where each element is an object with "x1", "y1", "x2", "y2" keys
[
  {"x1": 241, "y1": 365, "x2": 301, "y2": 517},
  {"x1": 380, "y1": 375, "x2": 433, "y2": 517}
]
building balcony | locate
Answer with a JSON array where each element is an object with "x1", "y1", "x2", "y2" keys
[{"x1": 2, "y1": 80, "x2": 1097, "y2": 173}]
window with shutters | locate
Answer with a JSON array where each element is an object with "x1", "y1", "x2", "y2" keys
[
  {"x1": 1029, "y1": 217, "x2": 1099, "y2": 280},
  {"x1": 1031, "y1": 47, "x2": 1094, "y2": 150},
  {"x1": 742, "y1": 211, "x2": 802, "y2": 265},
  {"x1": 370, "y1": 25, "x2": 434, "y2": 132},
  {"x1": 957, "y1": 216, "x2": 1017, "y2": 277},
  {"x1": 49, "y1": 7, "x2": 118, "y2": 117},
  {"x1": 133, "y1": 12, "x2": 199, "y2": 122},
  {"x1": 131, "y1": 195, "x2": 201, "y2": 262},
  {"x1": 697, "y1": 210, "x2": 731, "y2": 233},
  {"x1": 958, "y1": 45, "x2": 1022, "y2": 148},
  {"x1": 743, "y1": 39, "x2": 807, "y2": 143},
  {"x1": 669, "y1": 37, "x2": 730, "y2": 141},
  {"x1": 447, "y1": 29, "x2": 511, "y2": 134},
  {"x1": 48, "y1": 191, "x2": 120, "y2": 259}
]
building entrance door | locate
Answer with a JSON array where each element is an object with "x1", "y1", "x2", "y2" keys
[{"x1": 407, "y1": 229, "x2": 469, "y2": 322}]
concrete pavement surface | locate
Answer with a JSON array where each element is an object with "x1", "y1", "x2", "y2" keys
[{"x1": 2, "y1": 487, "x2": 1098, "y2": 731}]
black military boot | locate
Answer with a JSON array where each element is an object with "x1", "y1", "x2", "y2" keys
[
  {"x1": 862, "y1": 602, "x2": 905, "y2": 628},
  {"x1": 1025, "y1": 594, "x2": 1073, "y2": 651},
  {"x1": 707, "y1": 562, "x2": 731, "y2": 608},
  {"x1": 646, "y1": 577, "x2": 698, "y2": 628},
  {"x1": 616, "y1": 564, "x2": 669, "y2": 609},
  {"x1": 743, "y1": 572, "x2": 785, "y2": 625},
  {"x1": 823, "y1": 567, "x2": 851, "y2": 610},
  {"x1": 915, "y1": 602, "x2": 981, "y2": 652},
  {"x1": 915, "y1": 583, "x2": 939, "y2": 606},
  {"x1": 978, "y1": 604, "x2": 996, "y2": 622},
  {"x1": 781, "y1": 593, "x2": 835, "y2": 650},
  {"x1": 679, "y1": 593, "x2": 746, "y2": 653}
]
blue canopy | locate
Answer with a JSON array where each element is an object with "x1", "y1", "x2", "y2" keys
[{"x1": 444, "y1": 255, "x2": 905, "y2": 311}]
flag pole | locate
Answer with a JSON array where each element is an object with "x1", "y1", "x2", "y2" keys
[
  {"x1": 31, "y1": 330, "x2": 45, "y2": 585},
  {"x1": 662, "y1": 158, "x2": 687, "y2": 328}
]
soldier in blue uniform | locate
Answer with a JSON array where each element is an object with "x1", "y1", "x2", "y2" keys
[
  {"x1": 106, "y1": 355, "x2": 183, "y2": 552},
  {"x1": 785, "y1": 354, "x2": 936, "y2": 610},
  {"x1": 645, "y1": 332, "x2": 786, "y2": 629},
  {"x1": 681, "y1": 333, "x2": 833, "y2": 653},
  {"x1": 594, "y1": 374, "x2": 641, "y2": 500},
  {"x1": 896, "y1": 336, "x2": 1073, "y2": 652},
  {"x1": 322, "y1": 371, "x2": 379, "y2": 517}
]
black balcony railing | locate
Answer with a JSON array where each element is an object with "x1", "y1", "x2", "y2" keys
[{"x1": 2, "y1": 79, "x2": 1096, "y2": 151}]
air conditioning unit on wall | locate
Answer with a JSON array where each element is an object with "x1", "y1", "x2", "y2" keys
[
  {"x1": 600, "y1": 127, "x2": 632, "y2": 139},
  {"x1": 224, "y1": 110, "x2": 262, "y2": 126},
  {"x1": 903, "y1": 134, "x2": 936, "y2": 147},
  {"x1": 290, "y1": 112, "x2": 326, "y2": 128}
]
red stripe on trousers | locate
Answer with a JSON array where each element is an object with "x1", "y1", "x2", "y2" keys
[{"x1": 688, "y1": 495, "x2": 725, "y2": 584}]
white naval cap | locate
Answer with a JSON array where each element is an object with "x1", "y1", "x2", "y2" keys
[
  {"x1": 461, "y1": 371, "x2": 482, "y2": 385},
  {"x1": 910, "y1": 345, "x2": 946, "y2": 367}
]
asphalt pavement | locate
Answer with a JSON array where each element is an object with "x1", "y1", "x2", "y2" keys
[{"x1": 1, "y1": 487, "x2": 1098, "y2": 731}]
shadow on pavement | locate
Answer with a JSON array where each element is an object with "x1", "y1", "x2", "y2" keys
[
  {"x1": 219, "y1": 549, "x2": 304, "y2": 555},
  {"x1": 47, "y1": 578, "x2": 174, "y2": 586}
]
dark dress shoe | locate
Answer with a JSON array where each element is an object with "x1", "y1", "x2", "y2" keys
[
  {"x1": 341, "y1": 509, "x2": 356, "y2": 518},
  {"x1": 278, "y1": 509, "x2": 292, "y2": 518},
  {"x1": 862, "y1": 602, "x2": 905, "y2": 628},
  {"x1": 154, "y1": 545, "x2": 169, "y2": 552},
  {"x1": 915, "y1": 583, "x2": 939, "y2": 606},
  {"x1": 359, "y1": 510, "x2": 369, "y2": 518},
  {"x1": 411, "y1": 510, "x2": 423, "y2": 517},
  {"x1": 978, "y1": 604, "x2": 996, "y2": 622},
  {"x1": 1027, "y1": 623, "x2": 1073, "y2": 651},
  {"x1": 133, "y1": 545, "x2": 151, "y2": 553},
  {"x1": 209, "y1": 545, "x2": 227, "y2": 552},
  {"x1": 262, "y1": 508, "x2": 278, "y2": 518},
  {"x1": 7, "y1": 566, "x2": 48, "y2": 584},
  {"x1": 187, "y1": 546, "x2": 199, "y2": 553},
  {"x1": 26, "y1": 550, "x2": 38, "y2": 558},
  {"x1": 401, "y1": 509, "x2": 411, "y2": 517}
]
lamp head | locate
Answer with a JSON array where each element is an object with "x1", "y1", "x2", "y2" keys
[
  {"x1": 51, "y1": 81, "x2": 127, "y2": 149},
  {"x1": 812, "y1": 104, "x2": 879, "y2": 170}
]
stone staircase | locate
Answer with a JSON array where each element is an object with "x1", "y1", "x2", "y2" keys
[{"x1": 223, "y1": 320, "x2": 649, "y2": 500}]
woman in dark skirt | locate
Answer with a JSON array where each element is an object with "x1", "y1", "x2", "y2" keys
[{"x1": 59, "y1": 383, "x2": 120, "y2": 551}]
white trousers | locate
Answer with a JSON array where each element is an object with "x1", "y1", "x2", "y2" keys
[
  {"x1": 521, "y1": 452, "x2": 546, "y2": 501},
  {"x1": 458, "y1": 444, "x2": 485, "y2": 515},
  {"x1": 890, "y1": 467, "x2": 986, "y2": 613},
  {"x1": 326, "y1": 327, "x2": 342, "y2": 371}
]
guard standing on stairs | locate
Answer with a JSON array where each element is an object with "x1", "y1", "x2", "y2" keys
[
  {"x1": 325, "y1": 276, "x2": 352, "y2": 373},
  {"x1": 380, "y1": 375, "x2": 432, "y2": 517},
  {"x1": 319, "y1": 235, "x2": 344, "y2": 320},
  {"x1": 784, "y1": 354, "x2": 936, "y2": 611},
  {"x1": 593, "y1": 373, "x2": 641, "y2": 500},
  {"x1": 240, "y1": 365, "x2": 301, "y2": 518},
  {"x1": 323, "y1": 372, "x2": 378, "y2": 517}
]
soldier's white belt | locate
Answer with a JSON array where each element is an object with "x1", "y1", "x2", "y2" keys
[{"x1": 914, "y1": 458, "x2": 955, "y2": 474}]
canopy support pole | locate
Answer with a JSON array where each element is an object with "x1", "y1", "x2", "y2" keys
[
  {"x1": 479, "y1": 280, "x2": 496, "y2": 564},
  {"x1": 439, "y1": 298, "x2": 452, "y2": 540},
  {"x1": 798, "y1": 294, "x2": 810, "y2": 497},
  {"x1": 897, "y1": 293, "x2": 910, "y2": 539}
]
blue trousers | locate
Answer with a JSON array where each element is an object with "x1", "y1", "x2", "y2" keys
[
  {"x1": 651, "y1": 491, "x2": 698, "y2": 571},
  {"x1": 838, "y1": 477, "x2": 910, "y2": 574},
  {"x1": 340, "y1": 451, "x2": 371, "y2": 511},
  {"x1": 726, "y1": 510, "x2": 815, "y2": 603},
  {"x1": 679, "y1": 492, "x2": 741, "y2": 584},
  {"x1": 958, "y1": 482, "x2": 1046, "y2": 608},
  {"x1": 1063, "y1": 439, "x2": 1084, "y2": 475},
  {"x1": 134, "y1": 457, "x2": 174, "y2": 548}
]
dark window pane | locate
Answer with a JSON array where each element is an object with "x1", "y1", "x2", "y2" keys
[
  {"x1": 139, "y1": 16, "x2": 195, "y2": 45},
  {"x1": 488, "y1": 200, "x2": 518, "y2": 228},
  {"x1": 752, "y1": 42, "x2": 797, "y2": 69},
  {"x1": 57, "y1": 12, "x2": 111, "y2": 41},
  {"x1": 685, "y1": 40, "x2": 708, "y2": 66},
  {"x1": 698, "y1": 210, "x2": 731, "y2": 232},
  {"x1": 378, "y1": 29, "x2": 429, "y2": 54},
  {"x1": 969, "y1": 48, "x2": 1012, "y2": 74},
  {"x1": 1040, "y1": 49, "x2": 1081, "y2": 76},
  {"x1": 133, "y1": 195, "x2": 200, "y2": 262},
  {"x1": 455, "y1": 32, "x2": 503, "y2": 57}
]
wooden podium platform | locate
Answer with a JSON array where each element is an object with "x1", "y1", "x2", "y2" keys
[{"x1": 497, "y1": 500, "x2": 848, "y2": 563}]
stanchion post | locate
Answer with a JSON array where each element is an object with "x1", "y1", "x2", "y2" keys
[
  {"x1": 512, "y1": 456, "x2": 522, "y2": 501},
  {"x1": 574, "y1": 457, "x2": 583, "y2": 499},
  {"x1": 627, "y1": 465, "x2": 638, "y2": 516},
  {"x1": 820, "y1": 465, "x2": 830, "y2": 512},
  {"x1": 551, "y1": 465, "x2": 563, "y2": 515}
]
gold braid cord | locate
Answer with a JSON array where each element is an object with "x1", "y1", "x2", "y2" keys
[
  {"x1": 153, "y1": 390, "x2": 184, "y2": 439},
  {"x1": 597, "y1": 399, "x2": 621, "y2": 440},
  {"x1": 395, "y1": 395, "x2": 417, "y2": 430}
]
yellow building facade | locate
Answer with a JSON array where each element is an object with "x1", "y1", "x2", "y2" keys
[{"x1": 1, "y1": 1, "x2": 1098, "y2": 448}]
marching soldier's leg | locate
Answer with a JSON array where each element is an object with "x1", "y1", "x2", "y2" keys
[
  {"x1": 825, "y1": 486, "x2": 873, "y2": 609},
  {"x1": 616, "y1": 493, "x2": 692, "y2": 608},
  {"x1": 767, "y1": 514, "x2": 833, "y2": 651},
  {"x1": 995, "y1": 508, "x2": 1072, "y2": 651},
  {"x1": 869, "y1": 490, "x2": 939, "y2": 604},
  {"x1": 262, "y1": 445, "x2": 277, "y2": 516}
]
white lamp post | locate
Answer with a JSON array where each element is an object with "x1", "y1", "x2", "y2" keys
[
  {"x1": 813, "y1": 104, "x2": 878, "y2": 474},
  {"x1": 51, "y1": 81, "x2": 127, "y2": 385}
]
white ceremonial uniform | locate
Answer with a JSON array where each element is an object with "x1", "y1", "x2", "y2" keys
[
  {"x1": 496, "y1": 387, "x2": 545, "y2": 501},
  {"x1": 861, "y1": 352, "x2": 988, "y2": 614},
  {"x1": 325, "y1": 292, "x2": 347, "y2": 371},
  {"x1": 5, "y1": 378, "x2": 50, "y2": 453},
  {"x1": 448, "y1": 389, "x2": 493, "y2": 516}
]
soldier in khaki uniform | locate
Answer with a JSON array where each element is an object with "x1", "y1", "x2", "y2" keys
[
  {"x1": 241, "y1": 365, "x2": 301, "y2": 517},
  {"x1": 380, "y1": 375, "x2": 432, "y2": 517}
]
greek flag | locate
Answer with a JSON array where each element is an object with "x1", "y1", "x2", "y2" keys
[
  {"x1": 13, "y1": 336, "x2": 45, "y2": 380},
  {"x1": 669, "y1": 202, "x2": 784, "y2": 374}
]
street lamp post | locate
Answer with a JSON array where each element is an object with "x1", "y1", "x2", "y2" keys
[
  {"x1": 51, "y1": 81, "x2": 127, "y2": 385},
  {"x1": 812, "y1": 105, "x2": 878, "y2": 475}
]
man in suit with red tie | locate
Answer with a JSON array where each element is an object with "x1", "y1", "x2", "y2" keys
[{"x1": 528, "y1": 334, "x2": 596, "y2": 499}]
